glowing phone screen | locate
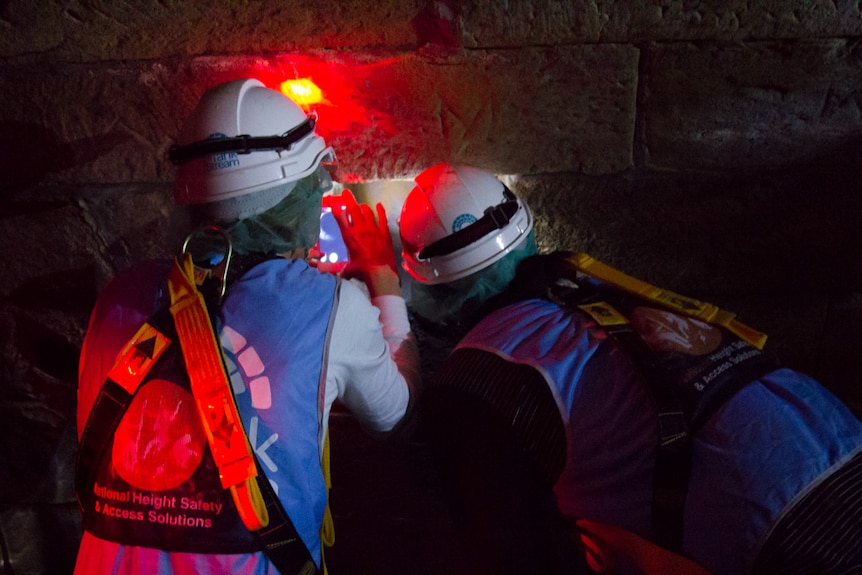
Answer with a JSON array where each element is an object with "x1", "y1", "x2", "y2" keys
[{"x1": 317, "y1": 206, "x2": 349, "y2": 272}]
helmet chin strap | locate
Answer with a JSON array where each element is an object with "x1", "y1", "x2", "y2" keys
[
  {"x1": 168, "y1": 115, "x2": 317, "y2": 166},
  {"x1": 418, "y1": 187, "x2": 519, "y2": 260}
]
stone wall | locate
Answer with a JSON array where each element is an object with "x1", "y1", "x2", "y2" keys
[{"x1": 1, "y1": 1, "x2": 861, "y2": 573}]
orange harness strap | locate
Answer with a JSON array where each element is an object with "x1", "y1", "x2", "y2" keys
[{"x1": 167, "y1": 253, "x2": 269, "y2": 532}]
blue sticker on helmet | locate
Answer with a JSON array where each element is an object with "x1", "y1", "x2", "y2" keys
[
  {"x1": 452, "y1": 213, "x2": 478, "y2": 232},
  {"x1": 205, "y1": 133, "x2": 240, "y2": 172}
]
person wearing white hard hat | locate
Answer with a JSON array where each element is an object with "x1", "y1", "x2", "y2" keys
[
  {"x1": 393, "y1": 163, "x2": 862, "y2": 575},
  {"x1": 73, "y1": 78, "x2": 419, "y2": 575},
  {"x1": 398, "y1": 163, "x2": 538, "y2": 381}
]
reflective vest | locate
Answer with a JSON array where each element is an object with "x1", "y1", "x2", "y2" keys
[{"x1": 77, "y1": 258, "x2": 336, "y2": 568}]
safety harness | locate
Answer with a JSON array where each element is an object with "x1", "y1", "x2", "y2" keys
[
  {"x1": 557, "y1": 253, "x2": 779, "y2": 554},
  {"x1": 76, "y1": 229, "x2": 318, "y2": 575},
  {"x1": 430, "y1": 251, "x2": 779, "y2": 571}
]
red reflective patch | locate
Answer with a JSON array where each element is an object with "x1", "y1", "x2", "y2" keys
[{"x1": 112, "y1": 379, "x2": 205, "y2": 491}]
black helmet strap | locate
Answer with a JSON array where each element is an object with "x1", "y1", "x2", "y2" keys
[
  {"x1": 168, "y1": 116, "x2": 316, "y2": 166},
  {"x1": 418, "y1": 187, "x2": 520, "y2": 260}
]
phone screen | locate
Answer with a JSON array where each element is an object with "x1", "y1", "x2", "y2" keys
[{"x1": 316, "y1": 206, "x2": 349, "y2": 272}]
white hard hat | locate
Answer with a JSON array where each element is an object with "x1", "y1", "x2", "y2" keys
[
  {"x1": 399, "y1": 163, "x2": 533, "y2": 284},
  {"x1": 170, "y1": 78, "x2": 335, "y2": 215}
]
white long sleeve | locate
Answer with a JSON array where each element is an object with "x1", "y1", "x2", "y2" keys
[{"x1": 323, "y1": 279, "x2": 420, "y2": 437}]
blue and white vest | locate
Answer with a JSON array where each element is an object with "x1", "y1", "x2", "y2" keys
[{"x1": 219, "y1": 258, "x2": 337, "y2": 567}]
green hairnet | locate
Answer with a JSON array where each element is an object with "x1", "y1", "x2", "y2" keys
[
  {"x1": 215, "y1": 165, "x2": 332, "y2": 256},
  {"x1": 407, "y1": 230, "x2": 538, "y2": 328},
  {"x1": 177, "y1": 164, "x2": 333, "y2": 264}
]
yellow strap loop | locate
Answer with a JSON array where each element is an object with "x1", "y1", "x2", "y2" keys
[
  {"x1": 168, "y1": 253, "x2": 269, "y2": 531},
  {"x1": 568, "y1": 253, "x2": 767, "y2": 350}
]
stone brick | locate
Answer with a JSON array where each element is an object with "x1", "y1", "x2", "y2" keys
[
  {"x1": 717, "y1": 292, "x2": 829, "y2": 379},
  {"x1": 75, "y1": 184, "x2": 176, "y2": 278},
  {"x1": 0, "y1": 504, "x2": 80, "y2": 574},
  {"x1": 0, "y1": 310, "x2": 78, "y2": 504},
  {"x1": 460, "y1": 0, "x2": 862, "y2": 46},
  {"x1": 0, "y1": 192, "x2": 101, "y2": 302},
  {"x1": 642, "y1": 39, "x2": 862, "y2": 170},
  {"x1": 5, "y1": 1, "x2": 860, "y2": 66},
  {"x1": 325, "y1": 45, "x2": 638, "y2": 178},
  {"x1": 0, "y1": 64, "x2": 183, "y2": 186},
  {"x1": 0, "y1": 184, "x2": 172, "y2": 300},
  {"x1": 0, "y1": 47, "x2": 637, "y2": 184},
  {"x1": 0, "y1": 0, "x2": 428, "y2": 62}
]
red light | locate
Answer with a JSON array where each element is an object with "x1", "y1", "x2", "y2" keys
[
  {"x1": 280, "y1": 78, "x2": 323, "y2": 108},
  {"x1": 243, "y1": 54, "x2": 406, "y2": 181}
]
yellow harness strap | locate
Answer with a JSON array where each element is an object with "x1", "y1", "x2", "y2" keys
[
  {"x1": 568, "y1": 253, "x2": 767, "y2": 350},
  {"x1": 320, "y1": 430, "x2": 334, "y2": 575},
  {"x1": 167, "y1": 253, "x2": 269, "y2": 532}
]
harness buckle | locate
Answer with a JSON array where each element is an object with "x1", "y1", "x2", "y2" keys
[{"x1": 657, "y1": 410, "x2": 689, "y2": 449}]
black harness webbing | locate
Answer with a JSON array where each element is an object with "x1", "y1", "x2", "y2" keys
[
  {"x1": 77, "y1": 377, "x2": 139, "y2": 513},
  {"x1": 76, "y1": 288, "x2": 317, "y2": 575}
]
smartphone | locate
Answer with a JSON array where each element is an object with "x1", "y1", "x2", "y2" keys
[{"x1": 316, "y1": 205, "x2": 349, "y2": 273}]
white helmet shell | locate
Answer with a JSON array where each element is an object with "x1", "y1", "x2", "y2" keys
[
  {"x1": 400, "y1": 163, "x2": 533, "y2": 284},
  {"x1": 172, "y1": 78, "x2": 334, "y2": 210}
]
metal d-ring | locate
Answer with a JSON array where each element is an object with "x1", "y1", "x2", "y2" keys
[{"x1": 181, "y1": 225, "x2": 233, "y2": 303}]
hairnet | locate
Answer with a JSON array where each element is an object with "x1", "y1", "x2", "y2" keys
[
  {"x1": 182, "y1": 164, "x2": 333, "y2": 257},
  {"x1": 407, "y1": 231, "x2": 538, "y2": 328}
]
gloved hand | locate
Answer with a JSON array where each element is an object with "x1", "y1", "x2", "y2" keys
[
  {"x1": 574, "y1": 518, "x2": 711, "y2": 575},
  {"x1": 321, "y1": 190, "x2": 401, "y2": 297}
]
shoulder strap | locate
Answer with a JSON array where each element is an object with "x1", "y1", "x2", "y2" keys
[
  {"x1": 575, "y1": 297, "x2": 693, "y2": 552},
  {"x1": 167, "y1": 254, "x2": 269, "y2": 530},
  {"x1": 76, "y1": 318, "x2": 172, "y2": 514},
  {"x1": 170, "y1": 253, "x2": 319, "y2": 573},
  {"x1": 568, "y1": 253, "x2": 767, "y2": 349}
]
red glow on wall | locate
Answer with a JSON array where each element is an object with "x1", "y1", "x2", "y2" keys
[{"x1": 222, "y1": 53, "x2": 408, "y2": 181}]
